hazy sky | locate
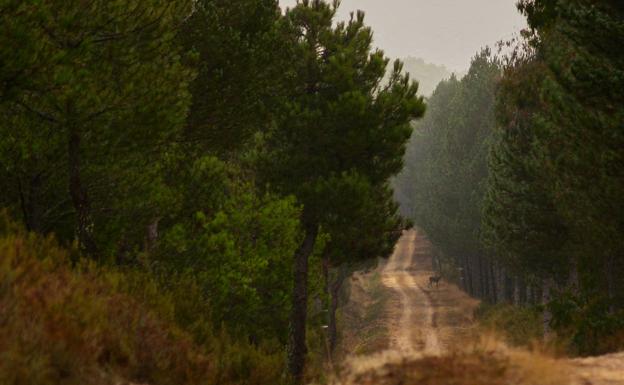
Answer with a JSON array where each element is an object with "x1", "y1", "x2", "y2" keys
[{"x1": 279, "y1": 0, "x2": 526, "y2": 72}]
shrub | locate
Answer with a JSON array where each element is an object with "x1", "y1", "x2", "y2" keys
[
  {"x1": 550, "y1": 293, "x2": 624, "y2": 356},
  {"x1": 0, "y1": 223, "x2": 212, "y2": 385},
  {"x1": 0, "y1": 212, "x2": 297, "y2": 385},
  {"x1": 475, "y1": 303, "x2": 542, "y2": 347}
]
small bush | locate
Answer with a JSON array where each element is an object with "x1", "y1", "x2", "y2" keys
[
  {"x1": 0, "y1": 226, "x2": 212, "y2": 385},
  {"x1": 550, "y1": 293, "x2": 624, "y2": 356},
  {"x1": 350, "y1": 352, "x2": 509, "y2": 385},
  {"x1": 475, "y1": 303, "x2": 542, "y2": 347},
  {"x1": 0, "y1": 216, "x2": 294, "y2": 385}
]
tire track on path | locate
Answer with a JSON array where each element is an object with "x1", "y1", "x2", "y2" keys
[{"x1": 381, "y1": 230, "x2": 441, "y2": 355}]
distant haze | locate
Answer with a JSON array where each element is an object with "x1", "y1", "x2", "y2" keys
[
  {"x1": 279, "y1": 0, "x2": 526, "y2": 72},
  {"x1": 397, "y1": 58, "x2": 451, "y2": 96}
]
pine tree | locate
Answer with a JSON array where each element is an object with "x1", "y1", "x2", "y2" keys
[
  {"x1": 259, "y1": 1, "x2": 425, "y2": 379},
  {"x1": 0, "y1": 1, "x2": 194, "y2": 256},
  {"x1": 396, "y1": 51, "x2": 501, "y2": 299},
  {"x1": 178, "y1": 0, "x2": 290, "y2": 156},
  {"x1": 485, "y1": 0, "x2": 624, "y2": 351}
]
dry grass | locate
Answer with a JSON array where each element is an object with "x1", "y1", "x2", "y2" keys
[
  {"x1": 332, "y1": 332, "x2": 571, "y2": 385},
  {"x1": 0, "y1": 230, "x2": 211, "y2": 385},
  {"x1": 335, "y1": 266, "x2": 392, "y2": 360},
  {"x1": 344, "y1": 353, "x2": 508, "y2": 385},
  {"x1": 0, "y1": 217, "x2": 290, "y2": 385}
]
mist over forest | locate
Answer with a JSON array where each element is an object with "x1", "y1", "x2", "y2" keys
[
  {"x1": 0, "y1": 1, "x2": 622, "y2": 385},
  {"x1": 392, "y1": 57, "x2": 452, "y2": 96}
]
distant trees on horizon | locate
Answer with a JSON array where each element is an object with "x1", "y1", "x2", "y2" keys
[{"x1": 395, "y1": 0, "x2": 624, "y2": 355}]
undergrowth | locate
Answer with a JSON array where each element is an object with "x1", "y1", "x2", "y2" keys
[
  {"x1": 333, "y1": 335, "x2": 570, "y2": 385},
  {"x1": 475, "y1": 303, "x2": 542, "y2": 348},
  {"x1": 0, "y1": 215, "x2": 290, "y2": 385},
  {"x1": 336, "y1": 269, "x2": 390, "y2": 358}
]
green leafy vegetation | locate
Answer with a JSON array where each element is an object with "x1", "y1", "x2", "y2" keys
[
  {"x1": 2, "y1": 0, "x2": 622, "y2": 382},
  {"x1": 476, "y1": 304, "x2": 542, "y2": 347},
  {"x1": 0, "y1": 213, "x2": 297, "y2": 385},
  {"x1": 395, "y1": 0, "x2": 624, "y2": 356},
  {"x1": 394, "y1": 48, "x2": 501, "y2": 300},
  {"x1": 0, "y1": 0, "x2": 423, "y2": 383}
]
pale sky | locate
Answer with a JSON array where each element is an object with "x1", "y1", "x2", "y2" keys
[{"x1": 279, "y1": 0, "x2": 526, "y2": 72}]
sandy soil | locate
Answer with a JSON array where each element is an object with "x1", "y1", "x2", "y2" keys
[
  {"x1": 335, "y1": 229, "x2": 480, "y2": 382},
  {"x1": 331, "y1": 229, "x2": 624, "y2": 385},
  {"x1": 568, "y1": 353, "x2": 624, "y2": 384}
]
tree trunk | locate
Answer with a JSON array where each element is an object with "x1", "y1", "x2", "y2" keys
[
  {"x1": 68, "y1": 128, "x2": 98, "y2": 257},
  {"x1": 321, "y1": 254, "x2": 333, "y2": 355},
  {"x1": 499, "y1": 265, "x2": 507, "y2": 303},
  {"x1": 145, "y1": 217, "x2": 161, "y2": 252},
  {"x1": 527, "y1": 282, "x2": 534, "y2": 305},
  {"x1": 513, "y1": 275, "x2": 520, "y2": 305},
  {"x1": 476, "y1": 255, "x2": 484, "y2": 298},
  {"x1": 28, "y1": 173, "x2": 44, "y2": 232},
  {"x1": 328, "y1": 274, "x2": 340, "y2": 352},
  {"x1": 542, "y1": 277, "x2": 554, "y2": 340},
  {"x1": 486, "y1": 260, "x2": 493, "y2": 303},
  {"x1": 489, "y1": 263, "x2": 497, "y2": 303},
  {"x1": 17, "y1": 172, "x2": 44, "y2": 233},
  {"x1": 518, "y1": 277, "x2": 527, "y2": 305},
  {"x1": 505, "y1": 273, "x2": 514, "y2": 302},
  {"x1": 568, "y1": 257, "x2": 579, "y2": 296},
  {"x1": 288, "y1": 223, "x2": 318, "y2": 383},
  {"x1": 605, "y1": 256, "x2": 615, "y2": 313},
  {"x1": 481, "y1": 258, "x2": 489, "y2": 301},
  {"x1": 464, "y1": 255, "x2": 474, "y2": 296}
]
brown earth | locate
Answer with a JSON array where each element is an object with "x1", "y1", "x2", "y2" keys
[{"x1": 329, "y1": 230, "x2": 624, "y2": 385}]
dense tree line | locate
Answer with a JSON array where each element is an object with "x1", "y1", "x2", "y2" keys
[
  {"x1": 487, "y1": 0, "x2": 624, "y2": 354},
  {"x1": 0, "y1": 0, "x2": 423, "y2": 383},
  {"x1": 396, "y1": 0, "x2": 624, "y2": 355},
  {"x1": 395, "y1": 50, "x2": 502, "y2": 301}
]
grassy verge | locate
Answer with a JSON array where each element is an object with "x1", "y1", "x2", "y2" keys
[
  {"x1": 336, "y1": 268, "x2": 391, "y2": 358},
  {"x1": 475, "y1": 303, "x2": 542, "y2": 348},
  {"x1": 348, "y1": 346, "x2": 569, "y2": 385}
]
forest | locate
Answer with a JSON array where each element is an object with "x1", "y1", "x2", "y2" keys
[
  {"x1": 0, "y1": 0, "x2": 623, "y2": 384},
  {"x1": 0, "y1": 1, "x2": 422, "y2": 384},
  {"x1": 395, "y1": 0, "x2": 624, "y2": 356}
]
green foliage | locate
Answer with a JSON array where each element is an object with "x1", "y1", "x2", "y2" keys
[
  {"x1": 476, "y1": 304, "x2": 542, "y2": 347},
  {"x1": 0, "y1": 216, "x2": 210, "y2": 385},
  {"x1": 179, "y1": 0, "x2": 290, "y2": 155},
  {"x1": 0, "y1": 0, "x2": 195, "y2": 255},
  {"x1": 394, "y1": 50, "x2": 501, "y2": 298},
  {"x1": 483, "y1": 55, "x2": 569, "y2": 279},
  {"x1": 258, "y1": 1, "x2": 425, "y2": 377},
  {"x1": 155, "y1": 157, "x2": 303, "y2": 341},
  {"x1": 1, "y1": 0, "x2": 424, "y2": 381},
  {"x1": 397, "y1": 50, "x2": 500, "y2": 255},
  {"x1": 399, "y1": 0, "x2": 624, "y2": 355},
  {"x1": 549, "y1": 293, "x2": 624, "y2": 355},
  {"x1": 483, "y1": 0, "x2": 624, "y2": 353},
  {"x1": 264, "y1": 1, "x2": 425, "y2": 226}
]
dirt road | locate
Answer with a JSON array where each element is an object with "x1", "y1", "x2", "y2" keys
[
  {"x1": 335, "y1": 229, "x2": 479, "y2": 382},
  {"x1": 380, "y1": 230, "x2": 472, "y2": 355},
  {"x1": 333, "y1": 229, "x2": 624, "y2": 385}
]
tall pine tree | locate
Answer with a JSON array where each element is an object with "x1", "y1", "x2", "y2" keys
[{"x1": 260, "y1": 1, "x2": 425, "y2": 379}]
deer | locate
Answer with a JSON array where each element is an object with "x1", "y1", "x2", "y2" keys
[{"x1": 429, "y1": 275, "x2": 442, "y2": 288}]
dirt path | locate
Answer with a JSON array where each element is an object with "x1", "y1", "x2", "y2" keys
[
  {"x1": 569, "y1": 353, "x2": 624, "y2": 385},
  {"x1": 336, "y1": 229, "x2": 479, "y2": 381},
  {"x1": 381, "y1": 230, "x2": 443, "y2": 355},
  {"x1": 332, "y1": 229, "x2": 624, "y2": 385}
]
